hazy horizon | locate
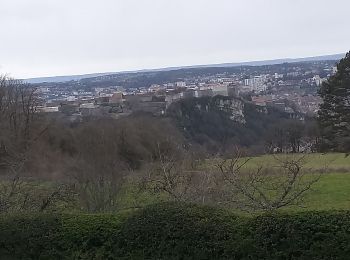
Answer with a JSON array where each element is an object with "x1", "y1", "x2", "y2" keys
[
  {"x1": 1, "y1": 0, "x2": 349, "y2": 79},
  {"x1": 23, "y1": 52, "x2": 345, "y2": 82}
]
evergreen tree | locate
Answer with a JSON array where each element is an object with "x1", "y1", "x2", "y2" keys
[{"x1": 318, "y1": 52, "x2": 350, "y2": 152}]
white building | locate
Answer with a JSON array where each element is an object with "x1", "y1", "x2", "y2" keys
[
  {"x1": 245, "y1": 75, "x2": 267, "y2": 87},
  {"x1": 252, "y1": 84, "x2": 267, "y2": 93},
  {"x1": 245, "y1": 75, "x2": 268, "y2": 93},
  {"x1": 176, "y1": 81, "x2": 186, "y2": 87},
  {"x1": 149, "y1": 84, "x2": 163, "y2": 92},
  {"x1": 38, "y1": 87, "x2": 50, "y2": 93},
  {"x1": 80, "y1": 103, "x2": 96, "y2": 109},
  {"x1": 274, "y1": 73, "x2": 283, "y2": 79},
  {"x1": 37, "y1": 106, "x2": 59, "y2": 113},
  {"x1": 66, "y1": 96, "x2": 77, "y2": 102}
]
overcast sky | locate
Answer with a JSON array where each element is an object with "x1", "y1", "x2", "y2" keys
[{"x1": 0, "y1": 0, "x2": 349, "y2": 79}]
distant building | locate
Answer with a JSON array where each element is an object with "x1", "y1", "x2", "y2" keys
[
  {"x1": 149, "y1": 84, "x2": 163, "y2": 92},
  {"x1": 110, "y1": 92, "x2": 123, "y2": 104},
  {"x1": 124, "y1": 94, "x2": 166, "y2": 115},
  {"x1": 274, "y1": 73, "x2": 283, "y2": 79},
  {"x1": 182, "y1": 89, "x2": 196, "y2": 99},
  {"x1": 237, "y1": 85, "x2": 253, "y2": 94},
  {"x1": 95, "y1": 96, "x2": 110, "y2": 105},
  {"x1": 38, "y1": 87, "x2": 50, "y2": 93},
  {"x1": 80, "y1": 103, "x2": 96, "y2": 109},
  {"x1": 59, "y1": 102, "x2": 80, "y2": 116},
  {"x1": 95, "y1": 88, "x2": 104, "y2": 95},
  {"x1": 176, "y1": 81, "x2": 186, "y2": 87},
  {"x1": 245, "y1": 76, "x2": 266, "y2": 87},
  {"x1": 273, "y1": 102, "x2": 286, "y2": 111},
  {"x1": 66, "y1": 96, "x2": 76, "y2": 102},
  {"x1": 37, "y1": 106, "x2": 59, "y2": 113},
  {"x1": 245, "y1": 75, "x2": 267, "y2": 93},
  {"x1": 212, "y1": 85, "x2": 229, "y2": 96},
  {"x1": 252, "y1": 96, "x2": 267, "y2": 107},
  {"x1": 165, "y1": 93, "x2": 182, "y2": 107},
  {"x1": 252, "y1": 84, "x2": 267, "y2": 93},
  {"x1": 196, "y1": 89, "x2": 213, "y2": 98},
  {"x1": 287, "y1": 72, "x2": 300, "y2": 77}
]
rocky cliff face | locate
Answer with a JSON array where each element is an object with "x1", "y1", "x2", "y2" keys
[
  {"x1": 167, "y1": 95, "x2": 246, "y2": 123},
  {"x1": 189, "y1": 96, "x2": 245, "y2": 124},
  {"x1": 212, "y1": 96, "x2": 245, "y2": 123}
]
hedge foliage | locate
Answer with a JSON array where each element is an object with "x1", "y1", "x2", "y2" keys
[{"x1": 1, "y1": 203, "x2": 350, "y2": 259}]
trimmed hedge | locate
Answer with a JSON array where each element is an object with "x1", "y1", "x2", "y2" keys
[
  {"x1": 1, "y1": 203, "x2": 350, "y2": 259},
  {"x1": 251, "y1": 212, "x2": 350, "y2": 260},
  {"x1": 114, "y1": 203, "x2": 250, "y2": 259},
  {"x1": 0, "y1": 213, "x2": 125, "y2": 259}
]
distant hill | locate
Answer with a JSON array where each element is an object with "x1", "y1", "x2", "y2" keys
[
  {"x1": 24, "y1": 72, "x2": 116, "y2": 84},
  {"x1": 24, "y1": 53, "x2": 344, "y2": 84}
]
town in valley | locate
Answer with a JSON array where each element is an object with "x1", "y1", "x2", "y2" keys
[{"x1": 33, "y1": 58, "x2": 339, "y2": 123}]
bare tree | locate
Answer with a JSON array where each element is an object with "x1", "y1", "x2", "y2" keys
[
  {"x1": 140, "y1": 142, "x2": 218, "y2": 204},
  {"x1": 141, "y1": 142, "x2": 187, "y2": 201},
  {"x1": 0, "y1": 76, "x2": 39, "y2": 168},
  {"x1": 216, "y1": 148, "x2": 322, "y2": 212},
  {"x1": 67, "y1": 122, "x2": 127, "y2": 213},
  {"x1": 0, "y1": 75, "x2": 51, "y2": 213}
]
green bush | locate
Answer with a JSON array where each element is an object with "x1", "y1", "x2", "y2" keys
[
  {"x1": 1, "y1": 203, "x2": 350, "y2": 259},
  {"x1": 0, "y1": 213, "x2": 126, "y2": 259},
  {"x1": 114, "y1": 202, "x2": 250, "y2": 259},
  {"x1": 251, "y1": 211, "x2": 350, "y2": 260},
  {"x1": 0, "y1": 214, "x2": 62, "y2": 259}
]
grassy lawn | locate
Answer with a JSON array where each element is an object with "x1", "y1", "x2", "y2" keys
[
  {"x1": 208, "y1": 153, "x2": 350, "y2": 175},
  {"x1": 76, "y1": 153, "x2": 350, "y2": 213},
  {"x1": 244, "y1": 154, "x2": 350, "y2": 212},
  {"x1": 245, "y1": 153, "x2": 350, "y2": 171},
  {"x1": 302, "y1": 173, "x2": 350, "y2": 211},
  {"x1": 251, "y1": 154, "x2": 350, "y2": 212},
  {"x1": 4, "y1": 153, "x2": 349, "y2": 213},
  {"x1": 204, "y1": 153, "x2": 350, "y2": 212},
  {"x1": 206, "y1": 153, "x2": 350, "y2": 172}
]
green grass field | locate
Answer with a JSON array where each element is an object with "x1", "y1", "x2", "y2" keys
[
  {"x1": 241, "y1": 153, "x2": 350, "y2": 171},
  {"x1": 6, "y1": 153, "x2": 349, "y2": 213},
  {"x1": 122, "y1": 153, "x2": 350, "y2": 213},
  {"x1": 200, "y1": 153, "x2": 350, "y2": 212},
  {"x1": 238, "y1": 153, "x2": 350, "y2": 212},
  {"x1": 87, "y1": 153, "x2": 350, "y2": 213},
  {"x1": 301, "y1": 173, "x2": 350, "y2": 211}
]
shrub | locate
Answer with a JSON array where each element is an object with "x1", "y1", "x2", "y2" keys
[
  {"x1": 251, "y1": 211, "x2": 350, "y2": 259},
  {"x1": 1, "y1": 203, "x2": 350, "y2": 259},
  {"x1": 0, "y1": 214, "x2": 63, "y2": 259},
  {"x1": 0, "y1": 213, "x2": 126, "y2": 259},
  {"x1": 114, "y1": 202, "x2": 249, "y2": 259}
]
